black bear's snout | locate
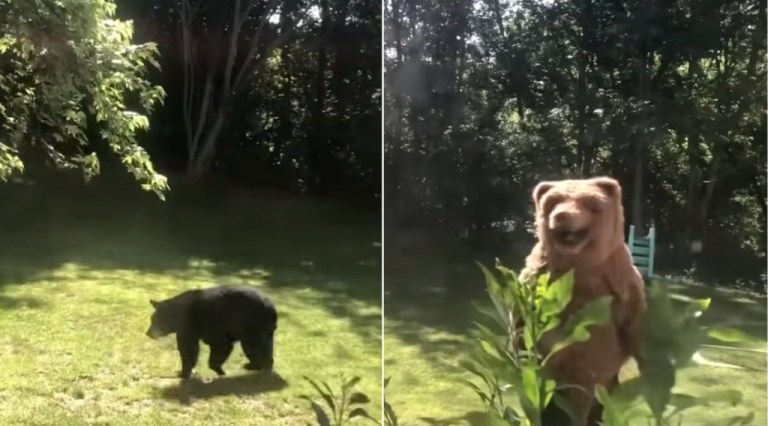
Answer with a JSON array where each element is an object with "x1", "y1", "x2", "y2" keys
[{"x1": 146, "y1": 327, "x2": 159, "y2": 339}]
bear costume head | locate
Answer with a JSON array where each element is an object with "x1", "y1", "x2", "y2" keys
[{"x1": 532, "y1": 176, "x2": 625, "y2": 267}]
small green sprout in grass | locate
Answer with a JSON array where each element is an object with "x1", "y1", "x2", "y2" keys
[{"x1": 302, "y1": 375, "x2": 378, "y2": 426}]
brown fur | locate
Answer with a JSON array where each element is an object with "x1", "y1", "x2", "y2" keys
[{"x1": 519, "y1": 177, "x2": 646, "y2": 426}]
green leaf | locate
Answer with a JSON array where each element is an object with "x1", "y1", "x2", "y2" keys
[
  {"x1": 550, "y1": 392, "x2": 579, "y2": 426},
  {"x1": 542, "y1": 295, "x2": 613, "y2": 365},
  {"x1": 540, "y1": 270, "x2": 574, "y2": 317},
  {"x1": 707, "y1": 327, "x2": 754, "y2": 343},
  {"x1": 348, "y1": 391, "x2": 370, "y2": 405},
  {"x1": 458, "y1": 378, "x2": 492, "y2": 404},
  {"x1": 299, "y1": 396, "x2": 332, "y2": 426},
  {"x1": 343, "y1": 376, "x2": 361, "y2": 392},
  {"x1": 518, "y1": 363, "x2": 542, "y2": 424},
  {"x1": 523, "y1": 326, "x2": 535, "y2": 352},
  {"x1": 640, "y1": 355, "x2": 676, "y2": 418},
  {"x1": 302, "y1": 376, "x2": 337, "y2": 418},
  {"x1": 541, "y1": 378, "x2": 557, "y2": 408},
  {"x1": 521, "y1": 364, "x2": 541, "y2": 409},
  {"x1": 347, "y1": 407, "x2": 373, "y2": 420},
  {"x1": 384, "y1": 400, "x2": 398, "y2": 426},
  {"x1": 595, "y1": 385, "x2": 631, "y2": 426}
]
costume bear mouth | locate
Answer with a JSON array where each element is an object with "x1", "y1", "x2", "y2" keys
[{"x1": 554, "y1": 227, "x2": 589, "y2": 247}]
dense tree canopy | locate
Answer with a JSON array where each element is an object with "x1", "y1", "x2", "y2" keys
[
  {"x1": 125, "y1": 0, "x2": 381, "y2": 205},
  {"x1": 0, "y1": 0, "x2": 169, "y2": 197},
  {"x1": 385, "y1": 0, "x2": 766, "y2": 288},
  {"x1": 0, "y1": 0, "x2": 381, "y2": 208}
]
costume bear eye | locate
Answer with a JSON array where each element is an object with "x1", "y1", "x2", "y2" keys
[
  {"x1": 583, "y1": 199, "x2": 601, "y2": 214},
  {"x1": 542, "y1": 196, "x2": 562, "y2": 214}
]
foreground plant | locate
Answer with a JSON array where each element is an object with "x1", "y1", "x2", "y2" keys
[
  {"x1": 461, "y1": 259, "x2": 613, "y2": 425},
  {"x1": 463, "y1": 260, "x2": 756, "y2": 426},
  {"x1": 302, "y1": 375, "x2": 377, "y2": 426},
  {"x1": 595, "y1": 280, "x2": 755, "y2": 426}
]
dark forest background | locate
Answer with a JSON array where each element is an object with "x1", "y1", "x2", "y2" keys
[
  {"x1": 384, "y1": 0, "x2": 766, "y2": 290},
  {"x1": 111, "y1": 0, "x2": 381, "y2": 209}
]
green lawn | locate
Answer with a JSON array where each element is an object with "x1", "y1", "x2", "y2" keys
[
  {"x1": 0, "y1": 177, "x2": 382, "y2": 425},
  {"x1": 384, "y1": 253, "x2": 767, "y2": 426}
]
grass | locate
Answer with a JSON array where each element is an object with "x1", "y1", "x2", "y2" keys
[
  {"x1": 0, "y1": 176, "x2": 382, "y2": 425},
  {"x1": 384, "y1": 251, "x2": 767, "y2": 426}
]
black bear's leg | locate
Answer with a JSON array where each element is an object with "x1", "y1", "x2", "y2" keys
[
  {"x1": 242, "y1": 331, "x2": 275, "y2": 372},
  {"x1": 176, "y1": 332, "x2": 200, "y2": 379},
  {"x1": 208, "y1": 341, "x2": 234, "y2": 376},
  {"x1": 241, "y1": 339, "x2": 262, "y2": 371}
]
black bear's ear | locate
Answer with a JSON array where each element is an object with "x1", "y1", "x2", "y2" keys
[{"x1": 150, "y1": 299, "x2": 159, "y2": 309}]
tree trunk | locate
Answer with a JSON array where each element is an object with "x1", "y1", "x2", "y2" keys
[
  {"x1": 308, "y1": 0, "x2": 330, "y2": 194},
  {"x1": 187, "y1": 108, "x2": 227, "y2": 179},
  {"x1": 390, "y1": 0, "x2": 404, "y2": 223}
]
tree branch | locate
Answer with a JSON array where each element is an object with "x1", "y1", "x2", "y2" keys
[
  {"x1": 231, "y1": 0, "x2": 284, "y2": 93},
  {"x1": 222, "y1": 0, "x2": 246, "y2": 96},
  {"x1": 189, "y1": 71, "x2": 213, "y2": 160}
]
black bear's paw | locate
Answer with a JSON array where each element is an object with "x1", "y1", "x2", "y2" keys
[
  {"x1": 178, "y1": 370, "x2": 195, "y2": 380},
  {"x1": 243, "y1": 362, "x2": 260, "y2": 371}
]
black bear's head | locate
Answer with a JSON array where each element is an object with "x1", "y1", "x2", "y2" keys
[{"x1": 145, "y1": 299, "x2": 179, "y2": 339}]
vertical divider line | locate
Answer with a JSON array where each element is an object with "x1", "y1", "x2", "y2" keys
[{"x1": 380, "y1": 0, "x2": 386, "y2": 422}]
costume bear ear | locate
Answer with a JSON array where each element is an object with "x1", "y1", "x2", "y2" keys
[
  {"x1": 150, "y1": 299, "x2": 159, "y2": 309},
  {"x1": 590, "y1": 176, "x2": 622, "y2": 199},
  {"x1": 532, "y1": 181, "x2": 555, "y2": 208}
]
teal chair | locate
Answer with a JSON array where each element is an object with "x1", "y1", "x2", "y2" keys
[{"x1": 628, "y1": 225, "x2": 656, "y2": 277}]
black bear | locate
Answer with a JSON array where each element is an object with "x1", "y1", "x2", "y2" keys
[{"x1": 146, "y1": 285, "x2": 277, "y2": 379}]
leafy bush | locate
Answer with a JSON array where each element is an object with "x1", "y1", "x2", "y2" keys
[
  {"x1": 462, "y1": 260, "x2": 756, "y2": 426},
  {"x1": 460, "y1": 260, "x2": 613, "y2": 425}
]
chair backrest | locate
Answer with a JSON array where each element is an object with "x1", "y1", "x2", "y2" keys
[{"x1": 628, "y1": 225, "x2": 656, "y2": 277}]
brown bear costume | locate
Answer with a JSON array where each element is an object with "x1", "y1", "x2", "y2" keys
[{"x1": 518, "y1": 177, "x2": 646, "y2": 426}]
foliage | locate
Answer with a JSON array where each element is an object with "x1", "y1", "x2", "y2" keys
[
  {"x1": 302, "y1": 375, "x2": 379, "y2": 426},
  {"x1": 461, "y1": 260, "x2": 613, "y2": 425},
  {"x1": 384, "y1": 377, "x2": 399, "y2": 426},
  {"x1": 463, "y1": 260, "x2": 757, "y2": 425},
  {"x1": 596, "y1": 281, "x2": 757, "y2": 426},
  {"x1": 0, "y1": 0, "x2": 168, "y2": 198},
  {"x1": 384, "y1": 0, "x2": 766, "y2": 288}
]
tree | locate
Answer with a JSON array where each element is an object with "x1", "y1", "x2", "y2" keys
[
  {"x1": 0, "y1": 0, "x2": 168, "y2": 198},
  {"x1": 385, "y1": 0, "x2": 766, "y2": 288},
  {"x1": 175, "y1": 0, "x2": 293, "y2": 179}
]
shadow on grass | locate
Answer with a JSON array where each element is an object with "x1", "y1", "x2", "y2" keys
[
  {"x1": 0, "y1": 295, "x2": 47, "y2": 309},
  {"x1": 0, "y1": 175, "x2": 381, "y2": 340},
  {"x1": 159, "y1": 372, "x2": 289, "y2": 404},
  {"x1": 418, "y1": 411, "x2": 490, "y2": 426}
]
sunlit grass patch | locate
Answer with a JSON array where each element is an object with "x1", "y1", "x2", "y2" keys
[{"x1": 0, "y1": 185, "x2": 382, "y2": 425}]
